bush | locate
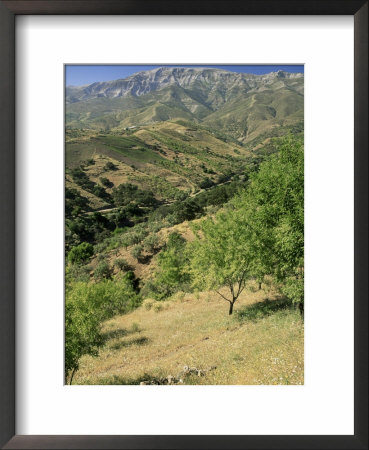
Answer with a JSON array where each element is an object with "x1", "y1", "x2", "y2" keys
[
  {"x1": 124, "y1": 229, "x2": 148, "y2": 247},
  {"x1": 94, "y1": 261, "x2": 112, "y2": 280},
  {"x1": 99, "y1": 177, "x2": 113, "y2": 188},
  {"x1": 70, "y1": 167, "x2": 95, "y2": 191},
  {"x1": 66, "y1": 264, "x2": 91, "y2": 283},
  {"x1": 153, "y1": 301, "x2": 164, "y2": 312},
  {"x1": 166, "y1": 232, "x2": 185, "y2": 248},
  {"x1": 131, "y1": 244, "x2": 143, "y2": 261},
  {"x1": 65, "y1": 188, "x2": 89, "y2": 217},
  {"x1": 65, "y1": 213, "x2": 116, "y2": 250},
  {"x1": 94, "y1": 241, "x2": 108, "y2": 253},
  {"x1": 199, "y1": 177, "x2": 215, "y2": 189},
  {"x1": 93, "y1": 185, "x2": 109, "y2": 199},
  {"x1": 148, "y1": 221, "x2": 165, "y2": 233},
  {"x1": 147, "y1": 233, "x2": 191, "y2": 300},
  {"x1": 104, "y1": 161, "x2": 117, "y2": 171},
  {"x1": 142, "y1": 298, "x2": 155, "y2": 310},
  {"x1": 65, "y1": 275, "x2": 141, "y2": 383},
  {"x1": 68, "y1": 242, "x2": 94, "y2": 265},
  {"x1": 114, "y1": 258, "x2": 131, "y2": 271},
  {"x1": 112, "y1": 183, "x2": 158, "y2": 208},
  {"x1": 143, "y1": 234, "x2": 159, "y2": 253}
]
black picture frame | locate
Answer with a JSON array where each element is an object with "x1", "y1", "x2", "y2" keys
[{"x1": 0, "y1": 1, "x2": 367, "y2": 449}]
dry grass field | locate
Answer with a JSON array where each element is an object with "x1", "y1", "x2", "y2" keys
[{"x1": 73, "y1": 282, "x2": 304, "y2": 385}]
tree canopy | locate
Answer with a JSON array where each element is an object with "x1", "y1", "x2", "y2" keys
[
  {"x1": 236, "y1": 134, "x2": 304, "y2": 308},
  {"x1": 188, "y1": 134, "x2": 304, "y2": 314}
]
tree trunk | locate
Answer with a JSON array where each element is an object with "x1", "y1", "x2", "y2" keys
[
  {"x1": 228, "y1": 302, "x2": 234, "y2": 315},
  {"x1": 298, "y1": 302, "x2": 304, "y2": 318},
  {"x1": 69, "y1": 367, "x2": 77, "y2": 385}
]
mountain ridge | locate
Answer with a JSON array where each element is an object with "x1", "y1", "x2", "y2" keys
[
  {"x1": 66, "y1": 67, "x2": 303, "y2": 144},
  {"x1": 66, "y1": 67, "x2": 303, "y2": 103}
]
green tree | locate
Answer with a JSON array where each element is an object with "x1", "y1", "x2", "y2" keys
[
  {"x1": 189, "y1": 210, "x2": 252, "y2": 315},
  {"x1": 68, "y1": 242, "x2": 94, "y2": 265},
  {"x1": 234, "y1": 134, "x2": 304, "y2": 312},
  {"x1": 149, "y1": 232, "x2": 190, "y2": 299},
  {"x1": 65, "y1": 275, "x2": 140, "y2": 384}
]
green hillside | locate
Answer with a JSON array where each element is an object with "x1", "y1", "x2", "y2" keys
[
  {"x1": 65, "y1": 67, "x2": 304, "y2": 386},
  {"x1": 65, "y1": 120, "x2": 255, "y2": 212}
]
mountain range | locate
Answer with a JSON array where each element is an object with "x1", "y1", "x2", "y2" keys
[{"x1": 66, "y1": 67, "x2": 304, "y2": 144}]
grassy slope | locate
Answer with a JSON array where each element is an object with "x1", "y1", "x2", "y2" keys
[
  {"x1": 73, "y1": 283, "x2": 304, "y2": 385},
  {"x1": 203, "y1": 87, "x2": 304, "y2": 143}
]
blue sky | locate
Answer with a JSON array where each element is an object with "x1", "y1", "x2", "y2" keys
[{"x1": 66, "y1": 65, "x2": 304, "y2": 86}]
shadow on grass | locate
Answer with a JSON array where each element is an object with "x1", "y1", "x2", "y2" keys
[
  {"x1": 102, "y1": 328, "x2": 129, "y2": 340},
  {"x1": 110, "y1": 336, "x2": 149, "y2": 350},
  {"x1": 236, "y1": 297, "x2": 293, "y2": 323},
  {"x1": 102, "y1": 324, "x2": 142, "y2": 341}
]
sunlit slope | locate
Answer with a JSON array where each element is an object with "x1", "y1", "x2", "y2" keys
[
  {"x1": 73, "y1": 284, "x2": 304, "y2": 385},
  {"x1": 203, "y1": 87, "x2": 304, "y2": 143}
]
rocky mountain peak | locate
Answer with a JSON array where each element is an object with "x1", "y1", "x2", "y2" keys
[{"x1": 66, "y1": 67, "x2": 303, "y2": 104}]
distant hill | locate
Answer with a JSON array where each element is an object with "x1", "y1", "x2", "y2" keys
[{"x1": 66, "y1": 67, "x2": 303, "y2": 144}]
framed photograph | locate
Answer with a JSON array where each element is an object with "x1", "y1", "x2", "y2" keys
[{"x1": 0, "y1": 1, "x2": 367, "y2": 449}]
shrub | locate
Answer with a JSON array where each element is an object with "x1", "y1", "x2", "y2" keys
[
  {"x1": 104, "y1": 161, "x2": 117, "y2": 171},
  {"x1": 99, "y1": 177, "x2": 113, "y2": 188},
  {"x1": 68, "y1": 242, "x2": 94, "y2": 265},
  {"x1": 148, "y1": 221, "x2": 165, "y2": 233},
  {"x1": 65, "y1": 188, "x2": 89, "y2": 216},
  {"x1": 70, "y1": 167, "x2": 95, "y2": 191},
  {"x1": 93, "y1": 185, "x2": 109, "y2": 199},
  {"x1": 112, "y1": 183, "x2": 158, "y2": 208},
  {"x1": 199, "y1": 177, "x2": 215, "y2": 189},
  {"x1": 65, "y1": 275, "x2": 141, "y2": 383},
  {"x1": 130, "y1": 322, "x2": 140, "y2": 333},
  {"x1": 153, "y1": 301, "x2": 163, "y2": 312},
  {"x1": 94, "y1": 261, "x2": 112, "y2": 280},
  {"x1": 94, "y1": 241, "x2": 108, "y2": 253},
  {"x1": 66, "y1": 264, "x2": 91, "y2": 283},
  {"x1": 114, "y1": 258, "x2": 130, "y2": 271},
  {"x1": 124, "y1": 229, "x2": 147, "y2": 247},
  {"x1": 166, "y1": 232, "x2": 185, "y2": 248},
  {"x1": 142, "y1": 298, "x2": 155, "y2": 310},
  {"x1": 152, "y1": 301, "x2": 169, "y2": 313},
  {"x1": 148, "y1": 232, "x2": 191, "y2": 300},
  {"x1": 143, "y1": 234, "x2": 159, "y2": 253},
  {"x1": 131, "y1": 244, "x2": 143, "y2": 261}
]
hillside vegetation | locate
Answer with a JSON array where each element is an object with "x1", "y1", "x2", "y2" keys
[{"x1": 65, "y1": 67, "x2": 304, "y2": 385}]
